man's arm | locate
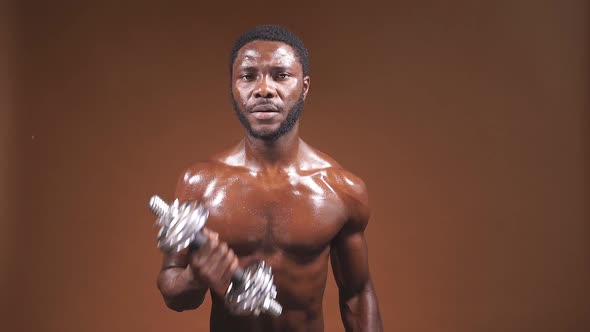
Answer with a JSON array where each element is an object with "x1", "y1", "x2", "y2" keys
[
  {"x1": 156, "y1": 251, "x2": 208, "y2": 311},
  {"x1": 331, "y1": 173, "x2": 383, "y2": 331},
  {"x1": 155, "y1": 165, "x2": 238, "y2": 311}
]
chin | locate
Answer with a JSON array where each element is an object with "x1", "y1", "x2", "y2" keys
[
  {"x1": 250, "y1": 121, "x2": 279, "y2": 132},
  {"x1": 251, "y1": 128, "x2": 280, "y2": 139}
]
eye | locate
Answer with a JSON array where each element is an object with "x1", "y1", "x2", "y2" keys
[
  {"x1": 240, "y1": 74, "x2": 254, "y2": 81},
  {"x1": 276, "y1": 73, "x2": 289, "y2": 80}
]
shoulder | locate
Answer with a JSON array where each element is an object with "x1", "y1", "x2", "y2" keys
[
  {"x1": 176, "y1": 141, "x2": 247, "y2": 196},
  {"x1": 175, "y1": 157, "x2": 242, "y2": 202},
  {"x1": 323, "y1": 166, "x2": 370, "y2": 234},
  {"x1": 327, "y1": 167, "x2": 370, "y2": 221},
  {"x1": 301, "y1": 142, "x2": 370, "y2": 226},
  {"x1": 301, "y1": 141, "x2": 368, "y2": 203},
  {"x1": 178, "y1": 160, "x2": 219, "y2": 185},
  {"x1": 329, "y1": 167, "x2": 369, "y2": 207},
  {"x1": 175, "y1": 161, "x2": 219, "y2": 201}
]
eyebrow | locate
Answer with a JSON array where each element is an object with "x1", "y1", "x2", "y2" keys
[
  {"x1": 238, "y1": 66, "x2": 291, "y2": 72},
  {"x1": 237, "y1": 66, "x2": 258, "y2": 72},
  {"x1": 271, "y1": 66, "x2": 290, "y2": 72}
]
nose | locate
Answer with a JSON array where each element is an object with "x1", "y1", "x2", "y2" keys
[{"x1": 254, "y1": 76, "x2": 276, "y2": 99}]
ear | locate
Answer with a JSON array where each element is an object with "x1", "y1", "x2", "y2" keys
[{"x1": 302, "y1": 76, "x2": 311, "y2": 100}]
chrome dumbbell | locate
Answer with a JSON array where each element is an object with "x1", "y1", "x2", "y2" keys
[{"x1": 148, "y1": 195, "x2": 282, "y2": 317}]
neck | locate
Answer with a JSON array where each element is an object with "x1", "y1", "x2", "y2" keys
[{"x1": 243, "y1": 124, "x2": 301, "y2": 171}]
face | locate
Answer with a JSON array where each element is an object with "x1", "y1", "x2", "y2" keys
[{"x1": 231, "y1": 40, "x2": 310, "y2": 141}]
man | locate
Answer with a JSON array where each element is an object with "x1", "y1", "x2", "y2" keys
[{"x1": 156, "y1": 25, "x2": 383, "y2": 331}]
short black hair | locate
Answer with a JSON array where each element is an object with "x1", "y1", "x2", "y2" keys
[{"x1": 229, "y1": 25, "x2": 309, "y2": 77}]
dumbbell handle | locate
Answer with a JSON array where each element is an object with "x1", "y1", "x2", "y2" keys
[
  {"x1": 149, "y1": 195, "x2": 281, "y2": 316},
  {"x1": 190, "y1": 231, "x2": 245, "y2": 283},
  {"x1": 149, "y1": 195, "x2": 246, "y2": 283},
  {"x1": 192, "y1": 229, "x2": 282, "y2": 317}
]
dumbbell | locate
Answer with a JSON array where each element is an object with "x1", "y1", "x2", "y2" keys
[{"x1": 148, "y1": 195, "x2": 282, "y2": 316}]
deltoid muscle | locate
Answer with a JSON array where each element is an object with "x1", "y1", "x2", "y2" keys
[{"x1": 148, "y1": 195, "x2": 282, "y2": 317}]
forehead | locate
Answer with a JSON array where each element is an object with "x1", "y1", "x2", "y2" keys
[{"x1": 234, "y1": 40, "x2": 300, "y2": 70}]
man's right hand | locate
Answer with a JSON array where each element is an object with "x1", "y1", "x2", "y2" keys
[{"x1": 187, "y1": 228, "x2": 240, "y2": 297}]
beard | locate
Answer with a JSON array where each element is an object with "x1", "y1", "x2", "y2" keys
[{"x1": 231, "y1": 93, "x2": 305, "y2": 141}]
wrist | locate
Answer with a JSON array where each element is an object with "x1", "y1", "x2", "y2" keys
[{"x1": 183, "y1": 266, "x2": 204, "y2": 289}]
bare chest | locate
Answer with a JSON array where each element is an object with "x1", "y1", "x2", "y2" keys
[{"x1": 200, "y1": 175, "x2": 347, "y2": 256}]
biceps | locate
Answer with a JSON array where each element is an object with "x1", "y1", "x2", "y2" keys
[{"x1": 330, "y1": 231, "x2": 370, "y2": 295}]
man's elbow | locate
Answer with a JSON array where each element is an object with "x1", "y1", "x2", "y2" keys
[
  {"x1": 339, "y1": 277, "x2": 372, "y2": 300},
  {"x1": 165, "y1": 299, "x2": 188, "y2": 312},
  {"x1": 159, "y1": 285, "x2": 206, "y2": 312},
  {"x1": 157, "y1": 274, "x2": 205, "y2": 312},
  {"x1": 163, "y1": 296, "x2": 203, "y2": 312}
]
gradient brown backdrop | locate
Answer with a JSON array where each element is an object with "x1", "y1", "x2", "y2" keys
[{"x1": 1, "y1": 1, "x2": 588, "y2": 331}]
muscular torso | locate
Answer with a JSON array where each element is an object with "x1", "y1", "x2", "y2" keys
[{"x1": 176, "y1": 140, "x2": 363, "y2": 331}]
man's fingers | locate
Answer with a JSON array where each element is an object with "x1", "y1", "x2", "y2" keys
[
  {"x1": 200, "y1": 230, "x2": 219, "y2": 255},
  {"x1": 188, "y1": 229, "x2": 239, "y2": 296},
  {"x1": 220, "y1": 250, "x2": 239, "y2": 285},
  {"x1": 206, "y1": 242, "x2": 228, "y2": 270},
  {"x1": 202, "y1": 228, "x2": 219, "y2": 241},
  {"x1": 190, "y1": 230, "x2": 218, "y2": 270}
]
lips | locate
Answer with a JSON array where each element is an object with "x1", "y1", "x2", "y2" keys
[{"x1": 251, "y1": 104, "x2": 279, "y2": 113}]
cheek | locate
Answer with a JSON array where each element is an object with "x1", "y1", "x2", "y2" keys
[
  {"x1": 232, "y1": 84, "x2": 249, "y2": 105},
  {"x1": 285, "y1": 82, "x2": 303, "y2": 101},
  {"x1": 274, "y1": 81, "x2": 296, "y2": 101}
]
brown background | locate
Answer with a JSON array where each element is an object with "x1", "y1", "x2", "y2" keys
[{"x1": 1, "y1": 0, "x2": 588, "y2": 331}]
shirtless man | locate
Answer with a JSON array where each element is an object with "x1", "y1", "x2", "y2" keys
[{"x1": 156, "y1": 25, "x2": 383, "y2": 331}]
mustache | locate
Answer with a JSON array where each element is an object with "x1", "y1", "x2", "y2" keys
[{"x1": 246, "y1": 100, "x2": 283, "y2": 112}]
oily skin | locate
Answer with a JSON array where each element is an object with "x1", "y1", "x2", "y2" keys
[
  {"x1": 156, "y1": 41, "x2": 383, "y2": 331},
  {"x1": 231, "y1": 41, "x2": 307, "y2": 140}
]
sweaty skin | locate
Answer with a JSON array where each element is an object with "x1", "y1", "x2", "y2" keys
[{"x1": 156, "y1": 41, "x2": 383, "y2": 332}]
